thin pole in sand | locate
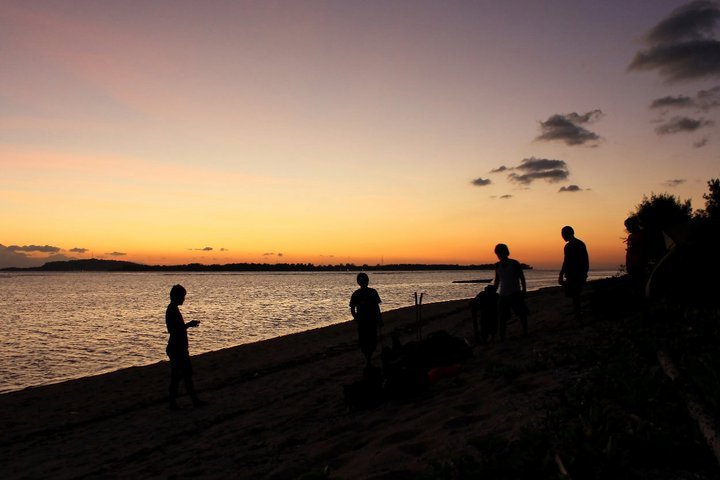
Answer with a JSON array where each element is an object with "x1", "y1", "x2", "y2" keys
[{"x1": 415, "y1": 292, "x2": 425, "y2": 341}]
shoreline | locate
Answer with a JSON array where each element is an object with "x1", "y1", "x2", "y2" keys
[
  {"x1": 4, "y1": 277, "x2": 702, "y2": 479},
  {"x1": 0, "y1": 269, "x2": 617, "y2": 395}
]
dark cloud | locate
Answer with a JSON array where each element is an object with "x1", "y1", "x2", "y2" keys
[
  {"x1": 471, "y1": 177, "x2": 492, "y2": 187},
  {"x1": 535, "y1": 110, "x2": 603, "y2": 146},
  {"x1": 6, "y1": 244, "x2": 61, "y2": 253},
  {"x1": 201, "y1": 247, "x2": 213, "y2": 251},
  {"x1": 263, "y1": 252, "x2": 284, "y2": 257},
  {"x1": 69, "y1": 247, "x2": 88, "y2": 253},
  {"x1": 507, "y1": 157, "x2": 570, "y2": 185},
  {"x1": 628, "y1": 1, "x2": 720, "y2": 82},
  {"x1": 645, "y1": 0, "x2": 720, "y2": 44},
  {"x1": 490, "y1": 166, "x2": 508, "y2": 173},
  {"x1": 106, "y1": 252, "x2": 127, "y2": 257},
  {"x1": 499, "y1": 194, "x2": 513, "y2": 199},
  {"x1": 650, "y1": 85, "x2": 720, "y2": 111},
  {"x1": 655, "y1": 115, "x2": 714, "y2": 134},
  {"x1": 664, "y1": 179, "x2": 686, "y2": 187},
  {"x1": 558, "y1": 185, "x2": 583, "y2": 193},
  {"x1": 220, "y1": 248, "x2": 228, "y2": 252}
]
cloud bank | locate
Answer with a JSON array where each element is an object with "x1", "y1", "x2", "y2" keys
[{"x1": 0, "y1": 244, "x2": 73, "y2": 269}]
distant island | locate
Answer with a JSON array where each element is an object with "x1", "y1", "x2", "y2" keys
[{"x1": 2, "y1": 259, "x2": 533, "y2": 272}]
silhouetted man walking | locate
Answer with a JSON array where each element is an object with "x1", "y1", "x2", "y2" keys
[{"x1": 558, "y1": 226, "x2": 589, "y2": 321}]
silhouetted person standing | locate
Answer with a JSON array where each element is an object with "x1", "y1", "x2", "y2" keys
[
  {"x1": 558, "y1": 226, "x2": 589, "y2": 321},
  {"x1": 350, "y1": 273, "x2": 383, "y2": 369},
  {"x1": 624, "y1": 216, "x2": 649, "y2": 297},
  {"x1": 493, "y1": 244, "x2": 528, "y2": 341},
  {"x1": 166, "y1": 284, "x2": 206, "y2": 410}
]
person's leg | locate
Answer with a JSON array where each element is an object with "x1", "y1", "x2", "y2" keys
[
  {"x1": 573, "y1": 294, "x2": 582, "y2": 322},
  {"x1": 182, "y1": 373, "x2": 206, "y2": 407},
  {"x1": 472, "y1": 312, "x2": 481, "y2": 344},
  {"x1": 513, "y1": 293, "x2": 529, "y2": 336},
  {"x1": 169, "y1": 363, "x2": 181, "y2": 410},
  {"x1": 363, "y1": 348, "x2": 373, "y2": 368},
  {"x1": 498, "y1": 297, "x2": 509, "y2": 342}
]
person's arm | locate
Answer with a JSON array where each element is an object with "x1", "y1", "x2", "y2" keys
[
  {"x1": 493, "y1": 267, "x2": 500, "y2": 290},
  {"x1": 349, "y1": 295, "x2": 357, "y2": 319},
  {"x1": 186, "y1": 320, "x2": 200, "y2": 328},
  {"x1": 558, "y1": 252, "x2": 566, "y2": 285},
  {"x1": 518, "y1": 264, "x2": 526, "y2": 292}
]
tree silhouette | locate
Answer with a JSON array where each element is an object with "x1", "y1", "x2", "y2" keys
[
  {"x1": 697, "y1": 178, "x2": 720, "y2": 221},
  {"x1": 632, "y1": 193, "x2": 692, "y2": 263}
]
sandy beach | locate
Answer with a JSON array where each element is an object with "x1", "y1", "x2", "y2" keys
[{"x1": 1, "y1": 278, "x2": 717, "y2": 479}]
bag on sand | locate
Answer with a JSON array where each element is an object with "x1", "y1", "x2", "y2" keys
[
  {"x1": 424, "y1": 330, "x2": 473, "y2": 367},
  {"x1": 343, "y1": 365, "x2": 384, "y2": 411}
]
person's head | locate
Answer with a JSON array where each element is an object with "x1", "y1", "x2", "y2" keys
[
  {"x1": 170, "y1": 284, "x2": 187, "y2": 305},
  {"x1": 484, "y1": 284, "x2": 497, "y2": 293},
  {"x1": 356, "y1": 272, "x2": 369, "y2": 287},
  {"x1": 494, "y1": 243, "x2": 510, "y2": 260},
  {"x1": 561, "y1": 226, "x2": 575, "y2": 241},
  {"x1": 624, "y1": 216, "x2": 640, "y2": 233}
]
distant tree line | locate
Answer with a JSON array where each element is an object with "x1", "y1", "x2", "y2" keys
[{"x1": 2, "y1": 258, "x2": 533, "y2": 272}]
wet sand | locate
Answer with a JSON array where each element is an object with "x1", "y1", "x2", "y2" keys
[{"x1": 1, "y1": 282, "x2": 612, "y2": 479}]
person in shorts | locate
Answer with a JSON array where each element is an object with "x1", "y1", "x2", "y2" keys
[
  {"x1": 493, "y1": 244, "x2": 528, "y2": 341},
  {"x1": 350, "y1": 273, "x2": 383, "y2": 368},
  {"x1": 166, "y1": 284, "x2": 206, "y2": 410}
]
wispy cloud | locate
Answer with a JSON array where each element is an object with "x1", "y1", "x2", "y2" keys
[
  {"x1": 69, "y1": 247, "x2": 88, "y2": 253},
  {"x1": 664, "y1": 178, "x2": 686, "y2": 187},
  {"x1": 628, "y1": 1, "x2": 720, "y2": 82},
  {"x1": 106, "y1": 251, "x2": 127, "y2": 257},
  {"x1": 694, "y1": 136, "x2": 710, "y2": 147},
  {"x1": 6, "y1": 244, "x2": 61, "y2": 253},
  {"x1": 535, "y1": 110, "x2": 604, "y2": 146}
]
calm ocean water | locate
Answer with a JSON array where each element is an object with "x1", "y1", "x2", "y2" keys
[{"x1": 0, "y1": 269, "x2": 614, "y2": 393}]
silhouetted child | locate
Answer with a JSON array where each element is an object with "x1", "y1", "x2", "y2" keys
[
  {"x1": 350, "y1": 273, "x2": 383, "y2": 369},
  {"x1": 470, "y1": 284, "x2": 499, "y2": 344},
  {"x1": 493, "y1": 243, "x2": 529, "y2": 341},
  {"x1": 166, "y1": 284, "x2": 206, "y2": 410}
]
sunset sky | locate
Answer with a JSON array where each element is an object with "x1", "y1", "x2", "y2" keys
[{"x1": 1, "y1": 0, "x2": 719, "y2": 269}]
